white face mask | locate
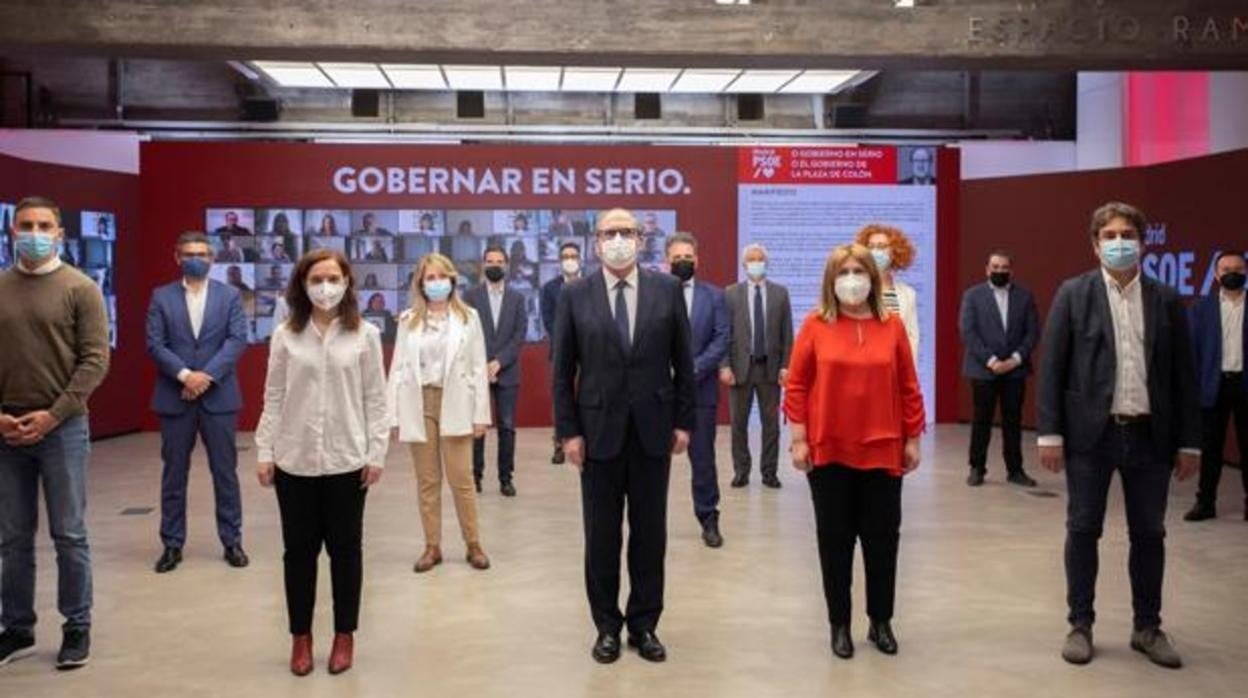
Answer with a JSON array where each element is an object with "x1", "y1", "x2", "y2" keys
[
  {"x1": 600, "y1": 234, "x2": 638, "y2": 270},
  {"x1": 834, "y1": 273, "x2": 871, "y2": 306},
  {"x1": 307, "y1": 281, "x2": 347, "y2": 311},
  {"x1": 561, "y1": 258, "x2": 581, "y2": 276}
]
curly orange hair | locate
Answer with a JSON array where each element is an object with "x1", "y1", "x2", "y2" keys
[{"x1": 854, "y1": 224, "x2": 916, "y2": 271}]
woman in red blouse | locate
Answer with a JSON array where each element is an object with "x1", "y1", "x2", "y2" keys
[{"x1": 784, "y1": 242, "x2": 925, "y2": 660}]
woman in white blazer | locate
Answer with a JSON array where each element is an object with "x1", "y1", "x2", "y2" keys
[
  {"x1": 388, "y1": 252, "x2": 493, "y2": 573},
  {"x1": 857, "y1": 224, "x2": 920, "y2": 365}
]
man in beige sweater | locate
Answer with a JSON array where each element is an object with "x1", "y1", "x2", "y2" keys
[{"x1": 0, "y1": 197, "x2": 110, "y2": 671}]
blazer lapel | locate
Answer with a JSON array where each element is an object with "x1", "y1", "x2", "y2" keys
[
  {"x1": 1090, "y1": 272, "x2": 1117, "y2": 362},
  {"x1": 590, "y1": 271, "x2": 624, "y2": 359},
  {"x1": 168, "y1": 283, "x2": 194, "y2": 342},
  {"x1": 984, "y1": 286, "x2": 1006, "y2": 339},
  {"x1": 443, "y1": 311, "x2": 465, "y2": 384},
  {"x1": 478, "y1": 288, "x2": 497, "y2": 340},
  {"x1": 1142, "y1": 278, "x2": 1158, "y2": 372}
]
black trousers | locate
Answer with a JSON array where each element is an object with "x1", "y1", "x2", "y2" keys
[
  {"x1": 473, "y1": 383, "x2": 518, "y2": 484},
  {"x1": 1196, "y1": 374, "x2": 1248, "y2": 508},
  {"x1": 274, "y1": 468, "x2": 368, "y2": 635},
  {"x1": 807, "y1": 464, "x2": 903, "y2": 626},
  {"x1": 968, "y1": 377, "x2": 1025, "y2": 474},
  {"x1": 580, "y1": 418, "x2": 671, "y2": 636}
]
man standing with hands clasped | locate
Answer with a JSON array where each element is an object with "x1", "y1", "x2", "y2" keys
[{"x1": 553, "y1": 208, "x2": 695, "y2": 665}]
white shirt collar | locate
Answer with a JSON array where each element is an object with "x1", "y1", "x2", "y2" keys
[
  {"x1": 604, "y1": 265, "x2": 639, "y2": 289},
  {"x1": 16, "y1": 255, "x2": 63, "y2": 276},
  {"x1": 1101, "y1": 266, "x2": 1140, "y2": 294},
  {"x1": 488, "y1": 280, "x2": 506, "y2": 294},
  {"x1": 1221, "y1": 288, "x2": 1245, "y2": 305}
]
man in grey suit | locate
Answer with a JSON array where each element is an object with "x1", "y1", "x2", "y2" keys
[
  {"x1": 719, "y1": 243, "x2": 793, "y2": 489},
  {"x1": 1038, "y1": 202, "x2": 1200, "y2": 669},
  {"x1": 464, "y1": 245, "x2": 528, "y2": 497}
]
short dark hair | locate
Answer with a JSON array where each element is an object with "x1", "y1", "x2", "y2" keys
[
  {"x1": 175, "y1": 231, "x2": 211, "y2": 251},
  {"x1": 14, "y1": 196, "x2": 62, "y2": 226},
  {"x1": 559, "y1": 241, "x2": 581, "y2": 255},
  {"x1": 1089, "y1": 202, "x2": 1146, "y2": 239},
  {"x1": 483, "y1": 244, "x2": 508, "y2": 262},
  {"x1": 987, "y1": 249, "x2": 1013, "y2": 264},
  {"x1": 665, "y1": 231, "x2": 698, "y2": 255},
  {"x1": 1214, "y1": 250, "x2": 1246, "y2": 267}
]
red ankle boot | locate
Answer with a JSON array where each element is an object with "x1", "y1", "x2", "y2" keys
[
  {"x1": 328, "y1": 633, "x2": 354, "y2": 675},
  {"x1": 290, "y1": 634, "x2": 313, "y2": 676}
]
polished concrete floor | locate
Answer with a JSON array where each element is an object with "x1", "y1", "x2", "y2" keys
[{"x1": 1, "y1": 425, "x2": 1246, "y2": 698}]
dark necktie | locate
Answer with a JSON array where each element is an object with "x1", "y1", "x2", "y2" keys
[
  {"x1": 615, "y1": 279, "x2": 631, "y2": 352},
  {"x1": 752, "y1": 284, "x2": 766, "y2": 359}
]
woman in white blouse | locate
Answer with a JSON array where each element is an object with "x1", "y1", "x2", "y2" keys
[
  {"x1": 255, "y1": 249, "x2": 389, "y2": 677},
  {"x1": 388, "y1": 253, "x2": 492, "y2": 573},
  {"x1": 856, "y1": 223, "x2": 920, "y2": 364}
]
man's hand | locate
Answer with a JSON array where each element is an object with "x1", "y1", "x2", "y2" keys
[
  {"x1": 790, "y1": 439, "x2": 811, "y2": 472},
  {"x1": 473, "y1": 423, "x2": 488, "y2": 438},
  {"x1": 1039, "y1": 444, "x2": 1065, "y2": 473},
  {"x1": 10, "y1": 411, "x2": 59, "y2": 446},
  {"x1": 903, "y1": 438, "x2": 921, "y2": 473},
  {"x1": 360, "y1": 465, "x2": 383, "y2": 489},
  {"x1": 487, "y1": 360, "x2": 501, "y2": 383},
  {"x1": 718, "y1": 367, "x2": 735, "y2": 387},
  {"x1": 183, "y1": 371, "x2": 213, "y2": 399},
  {"x1": 1174, "y1": 452, "x2": 1200, "y2": 481},
  {"x1": 778, "y1": 368, "x2": 790, "y2": 386},
  {"x1": 563, "y1": 436, "x2": 585, "y2": 470},
  {"x1": 671, "y1": 429, "x2": 690, "y2": 456},
  {"x1": 0, "y1": 414, "x2": 21, "y2": 441}
]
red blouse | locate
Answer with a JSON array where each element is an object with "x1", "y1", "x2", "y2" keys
[{"x1": 783, "y1": 311, "x2": 925, "y2": 476}]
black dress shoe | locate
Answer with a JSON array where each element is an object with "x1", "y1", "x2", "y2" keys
[
  {"x1": 552, "y1": 449, "x2": 565, "y2": 465},
  {"x1": 831, "y1": 624, "x2": 854, "y2": 659},
  {"x1": 1007, "y1": 470, "x2": 1038, "y2": 487},
  {"x1": 223, "y1": 545, "x2": 250, "y2": 568},
  {"x1": 1184, "y1": 503, "x2": 1216, "y2": 522},
  {"x1": 967, "y1": 469, "x2": 985, "y2": 487},
  {"x1": 868, "y1": 620, "x2": 898, "y2": 655},
  {"x1": 500, "y1": 481, "x2": 517, "y2": 497},
  {"x1": 474, "y1": 477, "x2": 482, "y2": 494},
  {"x1": 701, "y1": 516, "x2": 724, "y2": 549},
  {"x1": 730, "y1": 474, "x2": 749, "y2": 488},
  {"x1": 762, "y1": 475, "x2": 782, "y2": 489},
  {"x1": 592, "y1": 632, "x2": 621, "y2": 664},
  {"x1": 154, "y1": 547, "x2": 182, "y2": 574},
  {"x1": 628, "y1": 631, "x2": 667, "y2": 662}
]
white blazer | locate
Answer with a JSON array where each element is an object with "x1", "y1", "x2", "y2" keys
[
  {"x1": 387, "y1": 307, "x2": 492, "y2": 442},
  {"x1": 893, "y1": 280, "x2": 920, "y2": 365}
]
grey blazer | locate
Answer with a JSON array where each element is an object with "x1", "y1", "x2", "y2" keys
[{"x1": 722, "y1": 280, "x2": 793, "y2": 384}]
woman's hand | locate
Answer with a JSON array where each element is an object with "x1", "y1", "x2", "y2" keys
[
  {"x1": 903, "y1": 438, "x2": 921, "y2": 473},
  {"x1": 257, "y1": 462, "x2": 276, "y2": 488},
  {"x1": 360, "y1": 465, "x2": 383, "y2": 489},
  {"x1": 473, "y1": 423, "x2": 488, "y2": 438},
  {"x1": 790, "y1": 439, "x2": 811, "y2": 472}
]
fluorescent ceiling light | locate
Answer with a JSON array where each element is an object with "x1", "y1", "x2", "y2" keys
[
  {"x1": 669, "y1": 69, "x2": 741, "y2": 93},
  {"x1": 561, "y1": 67, "x2": 621, "y2": 92},
  {"x1": 724, "y1": 69, "x2": 800, "y2": 93},
  {"x1": 253, "y1": 61, "x2": 333, "y2": 88},
  {"x1": 779, "y1": 70, "x2": 861, "y2": 94},
  {"x1": 318, "y1": 62, "x2": 392, "y2": 89},
  {"x1": 443, "y1": 65, "x2": 503, "y2": 91},
  {"x1": 615, "y1": 68, "x2": 681, "y2": 93},
  {"x1": 504, "y1": 66, "x2": 563, "y2": 91},
  {"x1": 380, "y1": 64, "x2": 447, "y2": 90}
]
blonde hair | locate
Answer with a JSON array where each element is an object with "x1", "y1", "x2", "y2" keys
[
  {"x1": 817, "y1": 243, "x2": 889, "y2": 322},
  {"x1": 406, "y1": 253, "x2": 471, "y2": 327}
]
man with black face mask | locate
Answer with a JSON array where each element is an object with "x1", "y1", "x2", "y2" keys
[
  {"x1": 1184, "y1": 250, "x2": 1248, "y2": 522},
  {"x1": 958, "y1": 250, "x2": 1041, "y2": 487}
]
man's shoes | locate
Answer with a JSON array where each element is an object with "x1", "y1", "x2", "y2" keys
[
  {"x1": 1007, "y1": 470, "x2": 1038, "y2": 487},
  {"x1": 154, "y1": 546, "x2": 183, "y2": 573},
  {"x1": 1184, "y1": 503, "x2": 1217, "y2": 522},
  {"x1": 224, "y1": 545, "x2": 250, "y2": 568},
  {"x1": 701, "y1": 516, "x2": 724, "y2": 549},
  {"x1": 627, "y1": 631, "x2": 667, "y2": 662},
  {"x1": 466, "y1": 543, "x2": 491, "y2": 570},
  {"x1": 762, "y1": 475, "x2": 782, "y2": 489},
  {"x1": 55, "y1": 628, "x2": 90, "y2": 671},
  {"x1": 413, "y1": 545, "x2": 443, "y2": 573},
  {"x1": 730, "y1": 474, "x2": 749, "y2": 488},
  {"x1": 290, "y1": 634, "x2": 313, "y2": 676},
  {"x1": 1061, "y1": 626, "x2": 1093, "y2": 665},
  {"x1": 0, "y1": 629, "x2": 36, "y2": 668},
  {"x1": 1131, "y1": 627, "x2": 1183, "y2": 669},
  {"x1": 867, "y1": 620, "x2": 898, "y2": 655},
  {"x1": 328, "y1": 633, "x2": 354, "y2": 675},
  {"x1": 967, "y1": 470, "x2": 986, "y2": 487},
  {"x1": 831, "y1": 624, "x2": 854, "y2": 659},
  {"x1": 473, "y1": 477, "x2": 482, "y2": 494},
  {"x1": 591, "y1": 632, "x2": 621, "y2": 664},
  {"x1": 500, "y1": 481, "x2": 517, "y2": 497},
  {"x1": 552, "y1": 446, "x2": 565, "y2": 465}
]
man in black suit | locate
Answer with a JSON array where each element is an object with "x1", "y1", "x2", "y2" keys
[
  {"x1": 1038, "y1": 202, "x2": 1200, "y2": 669},
  {"x1": 959, "y1": 250, "x2": 1041, "y2": 487},
  {"x1": 464, "y1": 245, "x2": 528, "y2": 497},
  {"x1": 540, "y1": 241, "x2": 582, "y2": 465},
  {"x1": 213, "y1": 211, "x2": 251, "y2": 236},
  {"x1": 553, "y1": 208, "x2": 695, "y2": 665}
]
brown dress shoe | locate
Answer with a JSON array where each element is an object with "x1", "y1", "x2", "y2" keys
[
  {"x1": 290, "y1": 634, "x2": 313, "y2": 676},
  {"x1": 328, "y1": 633, "x2": 354, "y2": 675},
  {"x1": 466, "y1": 543, "x2": 491, "y2": 570},
  {"x1": 413, "y1": 545, "x2": 443, "y2": 573}
]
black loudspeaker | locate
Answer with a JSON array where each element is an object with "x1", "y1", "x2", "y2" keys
[
  {"x1": 634, "y1": 92, "x2": 661, "y2": 120},
  {"x1": 829, "y1": 103, "x2": 867, "y2": 128},
  {"x1": 457, "y1": 91, "x2": 485, "y2": 118},
  {"x1": 351, "y1": 89, "x2": 380, "y2": 117},
  {"x1": 241, "y1": 97, "x2": 280, "y2": 122},
  {"x1": 737, "y1": 93, "x2": 764, "y2": 121}
]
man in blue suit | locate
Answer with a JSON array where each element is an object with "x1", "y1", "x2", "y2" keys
[
  {"x1": 959, "y1": 250, "x2": 1041, "y2": 487},
  {"x1": 541, "y1": 241, "x2": 583, "y2": 465},
  {"x1": 1184, "y1": 250, "x2": 1247, "y2": 522},
  {"x1": 665, "y1": 232, "x2": 728, "y2": 548},
  {"x1": 145, "y1": 232, "x2": 250, "y2": 573}
]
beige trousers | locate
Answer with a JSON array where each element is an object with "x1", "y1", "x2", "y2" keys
[{"x1": 409, "y1": 386, "x2": 480, "y2": 546}]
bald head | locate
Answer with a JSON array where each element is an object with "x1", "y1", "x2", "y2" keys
[{"x1": 595, "y1": 208, "x2": 638, "y2": 233}]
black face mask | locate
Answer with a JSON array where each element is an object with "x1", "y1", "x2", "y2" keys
[
  {"x1": 989, "y1": 271, "x2": 1012, "y2": 288},
  {"x1": 1221, "y1": 271, "x2": 1247, "y2": 291},
  {"x1": 484, "y1": 266, "x2": 505, "y2": 283},
  {"x1": 670, "y1": 260, "x2": 696, "y2": 282}
]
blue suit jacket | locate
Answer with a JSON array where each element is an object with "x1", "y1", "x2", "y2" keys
[
  {"x1": 146, "y1": 279, "x2": 248, "y2": 416},
  {"x1": 464, "y1": 283, "x2": 528, "y2": 388},
  {"x1": 687, "y1": 281, "x2": 729, "y2": 408},
  {"x1": 1190, "y1": 292, "x2": 1248, "y2": 409},
  {"x1": 959, "y1": 282, "x2": 1041, "y2": 381}
]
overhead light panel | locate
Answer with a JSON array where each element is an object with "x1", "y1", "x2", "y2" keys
[
  {"x1": 443, "y1": 65, "x2": 503, "y2": 91},
  {"x1": 615, "y1": 68, "x2": 681, "y2": 93},
  {"x1": 380, "y1": 64, "x2": 447, "y2": 90},
  {"x1": 504, "y1": 66, "x2": 563, "y2": 92},
  {"x1": 670, "y1": 69, "x2": 741, "y2": 93},
  {"x1": 318, "y1": 62, "x2": 392, "y2": 89},
  {"x1": 253, "y1": 61, "x2": 333, "y2": 89},
  {"x1": 560, "y1": 67, "x2": 621, "y2": 92},
  {"x1": 779, "y1": 70, "x2": 861, "y2": 94},
  {"x1": 725, "y1": 70, "x2": 800, "y2": 93}
]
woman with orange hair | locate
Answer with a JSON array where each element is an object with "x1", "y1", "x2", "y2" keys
[{"x1": 855, "y1": 224, "x2": 919, "y2": 364}]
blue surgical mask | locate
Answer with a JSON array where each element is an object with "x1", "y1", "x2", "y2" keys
[
  {"x1": 181, "y1": 258, "x2": 211, "y2": 279},
  {"x1": 870, "y1": 248, "x2": 892, "y2": 272},
  {"x1": 15, "y1": 232, "x2": 59, "y2": 263},
  {"x1": 424, "y1": 278, "x2": 453, "y2": 301},
  {"x1": 745, "y1": 261, "x2": 767, "y2": 279},
  {"x1": 1099, "y1": 238, "x2": 1140, "y2": 271}
]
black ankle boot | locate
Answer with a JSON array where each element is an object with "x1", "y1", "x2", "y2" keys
[
  {"x1": 831, "y1": 624, "x2": 854, "y2": 659},
  {"x1": 868, "y1": 620, "x2": 898, "y2": 655}
]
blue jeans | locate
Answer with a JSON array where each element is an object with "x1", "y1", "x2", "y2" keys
[{"x1": 0, "y1": 415, "x2": 93, "y2": 633}]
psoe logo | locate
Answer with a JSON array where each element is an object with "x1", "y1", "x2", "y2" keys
[
  {"x1": 1142, "y1": 222, "x2": 1168, "y2": 247},
  {"x1": 752, "y1": 149, "x2": 782, "y2": 179}
]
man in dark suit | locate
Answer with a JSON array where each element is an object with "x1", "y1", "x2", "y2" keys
[
  {"x1": 1038, "y1": 202, "x2": 1200, "y2": 669},
  {"x1": 900, "y1": 147, "x2": 936, "y2": 185},
  {"x1": 1184, "y1": 250, "x2": 1247, "y2": 521},
  {"x1": 213, "y1": 211, "x2": 251, "y2": 236},
  {"x1": 720, "y1": 244, "x2": 793, "y2": 489},
  {"x1": 465, "y1": 245, "x2": 528, "y2": 497},
  {"x1": 145, "y1": 232, "x2": 250, "y2": 573},
  {"x1": 553, "y1": 208, "x2": 695, "y2": 664},
  {"x1": 959, "y1": 249, "x2": 1041, "y2": 487},
  {"x1": 540, "y1": 241, "x2": 582, "y2": 465},
  {"x1": 666, "y1": 233, "x2": 729, "y2": 548}
]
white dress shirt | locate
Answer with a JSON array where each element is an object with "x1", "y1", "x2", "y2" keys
[
  {"x1": 986, "y1": 283, "x2": 1022, "y2": 368},
  {"x1": 1103, "y1": 268, "x2": 1150, "y2": 416},
  {"x1": 255, "y1": 318, "x2": 390, "y2": 476},
  {"x1": 488, "y1": 281, "x2": 505, "y2": 330},
  {"x1": 1222, "y1": 290, "x2": 1244, "y2": 372},
  {"x1": 418, "y1": 313, "x2": 450, "y2": 387},
  {"x1": 184, "y1": 279, "x2": 209, "y2": 340},
  {"x1": 603, "y1": 266, "x2": 639, "y2": 344},
  {"x1": 683, "y1": 279, "x2": 695, "y2": 319}
]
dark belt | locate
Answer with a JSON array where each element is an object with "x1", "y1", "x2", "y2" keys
[
  {"x1": 751, "y1": 356, "x2": 769, "y2": 365},
  {"x1": 1222, "y1": 371, "x2": 1243, "y2": 381},
  {"x1": 1110, "y1": 414, "x2": 1150, "y2": 426}
]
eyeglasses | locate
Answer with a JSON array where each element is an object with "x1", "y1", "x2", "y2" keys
[{"x1": 597, "y1": 227, "x2": 640, "y2": 240}]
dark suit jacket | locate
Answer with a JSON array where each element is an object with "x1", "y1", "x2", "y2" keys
[
  {"x1": 959, "y1": 282, "x2": 1041, "y2": 380},
  {"x1": 541, "y1": 275, "x2": 571, "y2": 358},
  {"x1": 1190, "y1": 292, "x2": 1248, "y2": 409},
  {"x1": 553, "y1": 268, "x2": 696, "y2": 461},
  {"x1": 722, "y1": 280, "x2": 793, "y2": 383},
  {"x1": 146, "y1": 279, "x2": 248, "y2": 416},
  {"x1": 1037, "y1": 269, "x2": 1200, "y2": 458},
  {"x1": 687, "y1": 281, "x2": 729, "y2": 408},
  {"x1": 465, "y1": 283, "x2": 527, "y2": 388}
]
